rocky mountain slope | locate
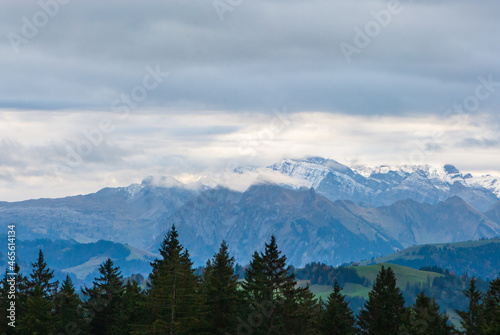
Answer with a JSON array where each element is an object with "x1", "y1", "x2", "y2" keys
[
  {"x1": 486, "y1": 200, "x2": 500, "y2": 224},
  {"x1": 0, "y1": 176, "x2": 198, "y2": 249},
  {"x1": 1, "y1": 157, "x2": 499, "y2": 267},
  {"x1": 151, "y1": 185, "x2": 500, "y2": 266}
]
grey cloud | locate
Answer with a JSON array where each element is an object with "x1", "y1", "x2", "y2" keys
[
  {"x1": 50, "y1": 140, "x2": 143, "y2": 172},
  {"x1": 424, "y1": 142, "x2": 443, "y2": 152},
  {"x1": 458, "y1": 138, "x2": 500, "y2": 148},
  {"x1": 0, "y1": 171, "x2": 15, "y2": 182},
  {"x1": 165, "y1": 126, "x2": 240, "y2": 137},
  {"x1": 0, "y1": 138, "x2": 139, "y2": 175},
  {"x1": 1, "y1": 1, "x2": 499, "y2": 115}
]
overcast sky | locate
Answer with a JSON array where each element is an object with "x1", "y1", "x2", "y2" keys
[{"x1": 1, "y1": 0, "x2": 499, "y2": 201}]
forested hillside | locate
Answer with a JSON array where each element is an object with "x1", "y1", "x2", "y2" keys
[
  {"x1": 2, "y1": 227, "x2": 500, "y2": 334},
  {"x1": 362, "y1": 238, "x2": 500, "y2": 279}
]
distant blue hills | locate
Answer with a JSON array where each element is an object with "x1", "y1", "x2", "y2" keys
[{"x1": 1, "y1": 157, "x2": 499, "y2": 283}]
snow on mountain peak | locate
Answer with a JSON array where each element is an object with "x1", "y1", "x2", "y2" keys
[
  {"x1": 268, "y1": 158, "x2": 332, "y2": 189},
  {"x1": 125, "y1": 183, "x2": 144, "y2": 199},
  {"x1": 266, "y1": 157, "x2": 499, "y2": 210},
  {"x1": 121, "y1": 157, "x2": 498, "y2": 210},
  {"x1": 466, "y1": 174, "x2": 500, "y2": 197}
]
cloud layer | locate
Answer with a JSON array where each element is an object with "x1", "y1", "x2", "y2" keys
[
  {"x1": 0, "y1": 109, "x2": 499, "y2": 201},
  {"x1": 0, "y1": 1, "x2": 499, "y2": 200},
  {"x1": 1, "y1": 0, "x2": 500, "y2": 114}
]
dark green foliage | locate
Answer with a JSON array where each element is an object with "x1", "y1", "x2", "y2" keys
[
  {"x1": 21, "y1": 284, "x2": 56, "y2": 334},
  {"x1": 27, "y1": 249, "x2": 59, "y2": 298},
  {"x1": 242, "y1": 235, "x2": 300, "y2": 335},
  {"x1": 118, "y1": 279, "x2": 146, "y2": 334},
  {"x1": 377, "y1": 241, "x2": 500, "y2": 279},
  {"x1": 0, "y1": 264, "x2": 29, "y2": 335},
  {"x1": 401, "y1": 271, "x2": 480, "y2": 325},
  {"x1": 456, "y1": 278, "x2": 485, "y2": 335},
  {"x1": 203, "y1": 240, "x2": 241, "y2": 334},
  {"x1": 278, "y1": 283, "x2": 322, "y2": 335},
  {"x1": 18, "y1": 252, "x2": 59, "y2": 335},
  {"x1": 10, "y1": 234, "x2": 492, "y2": 335},
  {"x1": 296, "y1": 262, "x2": 369, "y2": 287},
  {"x1": 483, "y1": 275, "x2": 500, "y2": 334},
  {"x1": 143, "y1": 225, "x2": 202, "y2": 334},
  {"x1": 401, "y1": 291, "x2": 454, "y2": 334},
  {"x1": 242, "y1": 251, "x2": 267, "y2": 302},
  {"x1": 299, "y1": 261, "x2": 487, "y2": 322},
  {"x1": 82, "y1": 258, "x2": 125, "y2": 335},
  {"x1": 240, "y1": 236, "x2": 324, "y2": 335},
  {"x1": 0, "y1": 238, "x2": 156, "y2": 287},
  {"x1": 358, "y1": 266, "x2": 406, "y2": 335},
  {"x1": 0, "y1": 270, "x2": 15, "y2": 333},
  {"x1": 296, "y1": 286, "x2": 323, "y2": 334},
  {"x1": 54, "y1": 275, "x2": 85, "y2": 334},
  {"x1": 320, "y1": 281, "x2": 356, "y2": 335}
]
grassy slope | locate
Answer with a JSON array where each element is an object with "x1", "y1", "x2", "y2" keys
[
  {"x1": 62, "y1": 256, "x2": 110, "y2": 280},
  {"x1": 359, "y1": 238, "x2": 500, "y2": 266},
  {"x1": 354, "y1": 263, "x2": 443, "y2": 291},
  {"x1": 307, "y1": 263, "x2": 462, "y2": 326},
  {"x1": 308, "y1": 263, "x2": 444, "y2": 300}
]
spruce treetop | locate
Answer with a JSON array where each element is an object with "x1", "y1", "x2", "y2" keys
[
  {"x1": 60, "y1": 274, "x2": 76, "y2": 296},
  {"x1": 29, "y1": 249, "x2": 58, "y2": 298}
]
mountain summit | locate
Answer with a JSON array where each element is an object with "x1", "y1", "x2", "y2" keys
[
  {"x1": 268, "y1": 157, "x2": 499, "y2": 211},
  {"x1": 1, "y1": 157, "x2": 499, "y2": 267}
]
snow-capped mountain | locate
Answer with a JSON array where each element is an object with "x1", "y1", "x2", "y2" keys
[
  {"x1": 1, "y1": 156, "x2": 499, "y2": 268},
  {"x1": 268, "y1": 157, "x2": 499, "y2": 211}
]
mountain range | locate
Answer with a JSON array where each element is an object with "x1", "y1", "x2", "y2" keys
[
  {"x1": 269, "y1": 157, "x2": 499, "y2": 211},
  {"x1": 1, "y1": 157, "x2": 499, "y2": 268}
]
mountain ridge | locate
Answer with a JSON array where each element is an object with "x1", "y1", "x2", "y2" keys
[
  {"x1": 269, "y1": 157, "x2": 499, "y2": 211},
  {"x1": 1, "y1": 157, "x2": 499, "y2": 267}
]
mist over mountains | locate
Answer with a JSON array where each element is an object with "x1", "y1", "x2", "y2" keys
[{"x1": 1, "y1": 157, "x2": 499, "y2": 273}]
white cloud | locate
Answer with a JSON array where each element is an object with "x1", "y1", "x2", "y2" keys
[
  {"x1": 0, "y1": 109, "x2": 499, "y2": 201},
  {"x1": 1, "y1": 1, "x2": 500, "y2": 200}
]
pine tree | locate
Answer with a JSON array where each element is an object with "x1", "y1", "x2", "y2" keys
[
  {"x1": 144, "y1": 225, "x2": 202, "y2": 334},
  {"x1": 456, "y1": 278, "x2": 484, "y2": 335},
  {"x1": 357, "y1": 266, "x2": 406, "y2": 335},
  {"x1": 82, "y1": 258, "x2": 124, "y2": 335},
  {"x1": 203, "y1": 240, "x2": 241, "y2": 334},
  {"x1": 320, "y1": 281, "x2": 356, "y2": 335},
  {"x1": 28, "y1": 249, "x2": 59, "y2": 298},
  {"x1": 118, "y1": 278, "x2": 146, "y2": 334},
  {"x1": 18, "y1": 251, "x2": 59, "y2": 335},
  {"x1": 13, "y1": 263, "x2": 30, "y2": 334},
  {"x1": 0, "y1": 270, "x2": 13, "y2": 332},
  {"x1": 242, "y1": 251, "x2": 267, "y2": 301},
  {"x1": 54, "y1": 275, "x2": 85, "y2": 334},
  {"x1": 294, "y1": 285, "x2": 322, "y2": 335},
  {"x1": 1, "y1": 264, "x2": 30, "y2": 335},
  {"x1": 401, "y1": 291, "x2": 454, "y2": 335},
  {"x1": 483, "y1": 275, "x2": 500, "y2": 334},
  {"x1": 241, "y1": 235, "x2": 298, "y2": 335},
  {"x1": 22, "y1": 284, "x2": 56, "y2": 334}
]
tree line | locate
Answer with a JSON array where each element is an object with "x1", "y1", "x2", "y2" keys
[{"x1": 1, "y1": 225, "x2": 500, "y2": 334}]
